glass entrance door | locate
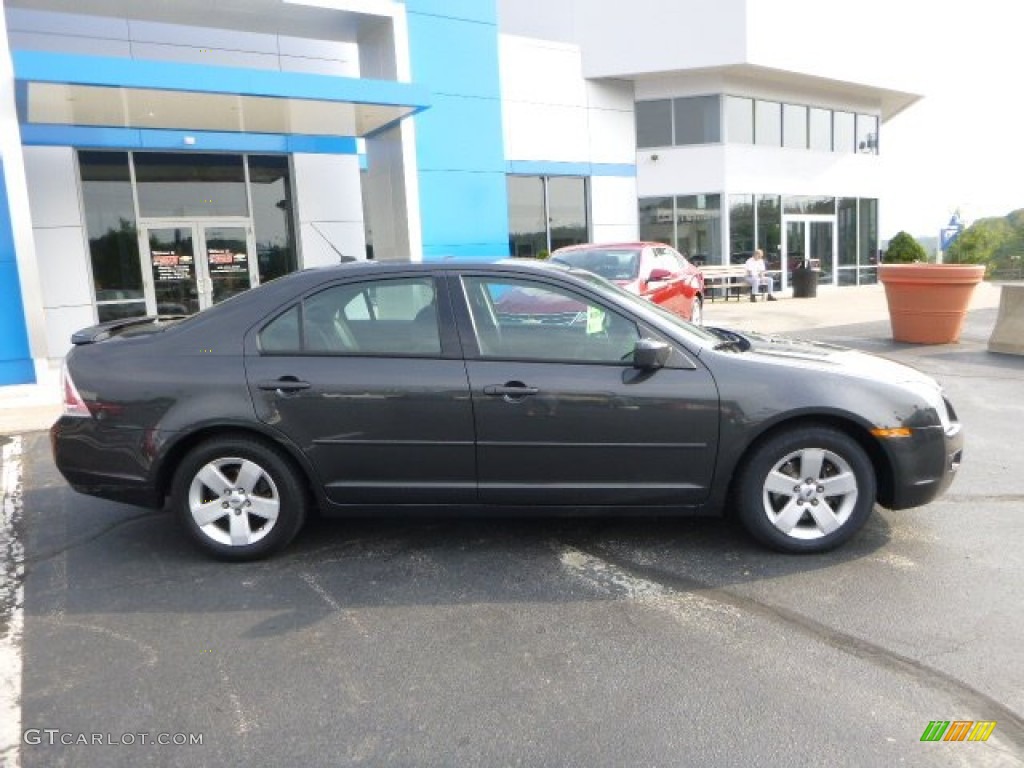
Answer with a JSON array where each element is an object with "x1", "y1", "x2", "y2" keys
[
  {"x1": 783, "y1": 217, "x2": 835, "y2": 289},
  {"x1": 141, "y1": 221, "x2": 257, "y2": 316}
]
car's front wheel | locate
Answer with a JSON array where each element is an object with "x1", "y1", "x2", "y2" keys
[
  {"x1": 172, "y1": 437, "x2": 307, "y2": 560},
  {"x1": 736, "y1": 426, "x2": 876, "y2": 553}
]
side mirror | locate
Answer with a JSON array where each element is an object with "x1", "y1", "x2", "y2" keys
[
  {"x1": 632, "y1": 338, "x2": 671, "y2": 370},
  {"x1": 647, "y1": 268, "x2": 672, "y2": 283}
]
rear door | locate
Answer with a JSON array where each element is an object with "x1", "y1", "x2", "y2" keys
[
  {"x1": 449, "y1": 271, "x2": 719, "y2": 507},
  {"x1": 245, "y1": 273, "x2": 476, "y2": 506}
]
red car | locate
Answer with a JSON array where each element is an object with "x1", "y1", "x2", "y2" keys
[{"x1": 551, "y1": 242, "x2": 705, "y2": 324}]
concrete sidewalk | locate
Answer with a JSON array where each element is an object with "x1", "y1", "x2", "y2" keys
[{"x1": 0, "y1": 281, "x2": 1006, "y2": 436}]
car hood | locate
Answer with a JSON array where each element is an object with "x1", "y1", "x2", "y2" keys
[{"x1": 724, "y1": 331, "x2": 942, "y2": 390}]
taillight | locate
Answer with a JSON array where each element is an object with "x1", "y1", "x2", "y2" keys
[{"x1": 61, "y1": 361, "x2": 92, "y2": 418}]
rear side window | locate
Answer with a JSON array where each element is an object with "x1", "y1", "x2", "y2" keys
[
  {"x1": 258, "y1": 277, "x2": 441, "y2": 357},
  {"x1": 258, "y1": 306, "x2": 300, "y2": 353}
]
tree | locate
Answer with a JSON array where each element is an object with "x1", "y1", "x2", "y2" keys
[
  {"x1": 945, "y1": 209, "x2": 1023, "y2": 271},
  {"x1": 885, "y1": 231, "x2": 927, "y2": 263}
]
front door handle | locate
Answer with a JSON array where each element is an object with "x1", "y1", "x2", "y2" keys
[
  {"x1": 483, "y1": 383, "x2": 539, "y2": 400},
  {"x1": 257, "y1": 377, "x2": 311, "y2": 393}
]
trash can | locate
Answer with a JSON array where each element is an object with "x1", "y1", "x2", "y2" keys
[{"x1": 791, "y1": 261, "x2": 818, "y2": 299}]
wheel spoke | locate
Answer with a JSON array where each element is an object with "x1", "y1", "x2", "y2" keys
[
  {"x1": 799, "y1": 449, "x2": 826, "y2": 481},
  {"x1": 764, "y1": 469, "x2": 797, "y2": 496},
  {"x1": 230, "y1": 511, "x2": 253, "y2": 546},
  {"x1": 808, "y1": 500, "x2": 841, "y2": 535},
  {"x1": 197, "y1": 464, "x2": 233, "y2": 496},
  {"x1": 247, "y1": 496, "x2": 279, "y2": 522},
  {"x1": 821, "y1": 471, "x2": 858, "y2": 497},
  {"x1": 235, "y1": 460, "x2": 265, "y2": 494},
  {"x1": 772, "y1": 498, "x2": 806, "y2": 534},
  {"x1": 193, "y1": 499, "x2": 229, "y2": 528}
]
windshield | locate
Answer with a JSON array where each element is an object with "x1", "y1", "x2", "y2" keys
[
  {"x1": 552, "y1": 248, "x2": 641, "y2": 282},
  {"x1": 568, "y1": 269, "x2": 722, "y2": 346}
]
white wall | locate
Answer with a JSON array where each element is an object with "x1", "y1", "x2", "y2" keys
[
  {"x1": 499, "y1": 34, "x2": 638, "y2": 241},
  {"x1": 5, "y1": 8, "x2": 360, "y2": 77},
  {"x1": 22, "y1": 147, "x2": 94, "y2": 359},
  {"x1": 637, "y1": 144, "x2": 881, "y2": 200},
  {"x1": 292, "y1": 154, "x2": 367, "y2": 266},
  {"x1": 0, "y1": 7, "x2": 49, "y2": 373}
]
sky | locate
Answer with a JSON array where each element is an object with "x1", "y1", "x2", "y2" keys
[{"x1": 880, "y1": 2, "x2": 1023, "y2": 240}]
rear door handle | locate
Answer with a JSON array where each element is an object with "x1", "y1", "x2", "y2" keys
[{"x1": 257, "y1": 377, "x2": 310, "y2": 392}]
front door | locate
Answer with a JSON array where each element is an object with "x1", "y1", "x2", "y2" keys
[
  {"x1": 783, "y1": 217, "x2": 835, "y2": 289},
  {"x1": 140, "y1": 221, "x2": 257, "y2": 316},
  {"x1": 452, "y1": 273, "x2": 720, "y2": 506}
]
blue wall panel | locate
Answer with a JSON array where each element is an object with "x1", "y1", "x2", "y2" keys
[
  {"x1": 20, "y1": 124, "x2": 358, "y2": 155},
  {"x1": 405, "y1": 0, "x2": 509, "y2": 260},
  {"x1": 0, "y1": 160, "x2": 36, "y2": 385},
  {"x1": 403, "y1": 0, "x2": 498, "y2": 25}
]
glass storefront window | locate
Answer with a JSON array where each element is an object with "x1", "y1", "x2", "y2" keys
[
  {"x1": 673, "y1": 95, "x2": 721, "y2": 145},
  {"x1": 249, "y1": 156, "x2": 297, "y2": 283},
  {"x1": 636, "y1": 100, "x2": 673, "y2": 149},
  {"x1": 756, "y1": 195, "x2": 781, "y2": 269},
  {"x1": 783, "y1": 196, "x2": 836, "y2": 215},
  {"x1": 729, "y1": 194, "x2": 755, "y2": 259},
  {"x1": 857, "y1": 114, "x2": 879, "y2": 154},
  {"x1": 135, "y1": 153, "x2": 248, "y2": 217},
  {"x1": 838, "y1": 198, "x2": 858, "y2": 267},
  {"x1": 507, "y1": 175, "x2": 588, "y2": 258},
  {"x1": 833, "y1": 111, "x2": 855, "y2": 153},
  {"x1": 547, "y1": 177, "x2": 588, "y2": 251},
  {"x1": 726, "y1": 96, "x2": 754, "y2": 144},
  {"x1": 755, "y1": 101, "x2": 782, "y2": 147},
  {"x1": 676, "y1": 194, "x2": 721, "y2": 264},
  {"x1": 783, "y1": 104, "x2": 808, "y2": 149},
  {"x1": 79, "y1": 151, "x2": 146, "y2": 322},
  {"x1": 859, "y1": 198, "x2": 879, "y2": 283},
  {"x1": 638, "y1": 197, "x2": 676, "y2": 248},
  {"x1": 809, "y1": 108, "x2": 832, "y2": 152},
  {"x1": 507, "y1": 176, "x2": 547, "y2": 258}
]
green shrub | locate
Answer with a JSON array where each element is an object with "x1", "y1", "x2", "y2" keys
[{"x1": 885, "y1": 231, "x2": 928, "y2": 263}]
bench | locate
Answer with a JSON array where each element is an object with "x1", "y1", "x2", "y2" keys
[{"x1": 699, "y1": 265, "x2": 752, "y2": 301}]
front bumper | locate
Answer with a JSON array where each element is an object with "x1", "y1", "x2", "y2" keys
[{"x1": 884, "y1": 423, "x2": 963, "y2": 510}]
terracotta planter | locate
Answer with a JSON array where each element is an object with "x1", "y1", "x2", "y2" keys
[{"x1": 879, "y1": 264, "x2": 985, "y2": 344}]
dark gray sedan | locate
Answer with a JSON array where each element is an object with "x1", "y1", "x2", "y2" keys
[{"x1": 51, "y1": 260, "x2": 962, "y2": 559}]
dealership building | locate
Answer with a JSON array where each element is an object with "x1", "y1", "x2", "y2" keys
[{"x1": 0, "y1": 0, "x2": 921, "y2": 387}]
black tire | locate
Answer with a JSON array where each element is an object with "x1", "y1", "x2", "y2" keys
[
  {"x1": 172, "y1": 437, "x2": 307, "y2": 561},
  {"x1": 735, "y1": 426, "x2": 876, "y2": 553}
]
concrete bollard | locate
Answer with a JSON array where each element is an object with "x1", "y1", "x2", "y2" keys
[{"x1": 987, "y1": 283, "x2": 1024, "y2": 356}]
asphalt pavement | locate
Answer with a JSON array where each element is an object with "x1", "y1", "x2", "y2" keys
[{"x1": 2, "y1": 281, "x2": 1023, "y2": 767}]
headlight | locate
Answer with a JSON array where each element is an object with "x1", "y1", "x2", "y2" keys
[{"x1": 905, "y1": 380, "x2": 952, "y2": 432}]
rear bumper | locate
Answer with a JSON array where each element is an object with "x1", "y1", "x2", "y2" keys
[
  {"x1": 885, "y1": 423, "x2": 963, "y2": 510},
  {"x1": 50, "y1": 417, "x2": 163, "y2": 508}
]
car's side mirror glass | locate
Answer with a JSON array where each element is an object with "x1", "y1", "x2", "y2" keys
[{"x1": 632, "y1": 338, "x2": 671, "y2": 370}]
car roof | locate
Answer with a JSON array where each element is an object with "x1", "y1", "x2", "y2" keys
[{"x1": 552, "y1": 242, "x2": 668, "y2": 254}]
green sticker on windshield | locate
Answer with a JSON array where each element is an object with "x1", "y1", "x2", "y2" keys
[{"x1": 586, "y1": 306, "x2": 606, "y2": 334}]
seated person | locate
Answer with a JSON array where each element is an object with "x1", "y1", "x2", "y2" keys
[{"x1": 744, "y1": 249, "x2": 777, "y2": 302}]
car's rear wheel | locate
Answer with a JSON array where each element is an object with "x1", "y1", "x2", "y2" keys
[
  {"x1": 690, "y1": 295, "x2": 704, "y2": 326},
  {"x1": 736, "y1": 426, "x2": 875, "y2": 553},
  {"x1": 172, "y1": 437, "x2": 307, "y2": 560}
]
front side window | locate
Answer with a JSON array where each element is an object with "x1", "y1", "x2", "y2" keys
[
  {"x1": 259, "y1": 277, "x2": 440, "y2": 356},
  {"x1": 461, "y1": 277, "x2": 638, "y2": 364}
]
